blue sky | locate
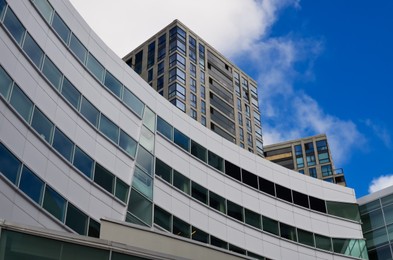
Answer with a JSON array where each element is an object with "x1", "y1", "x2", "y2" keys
[{"x1": 70, "y1": 0, "x2": 393, "y2": 197}]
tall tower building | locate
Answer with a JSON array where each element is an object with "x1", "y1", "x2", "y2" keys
[
  {"x1": 264, "y1": 134, "x2": 346, "y2": 186},
  {"x1": 123, "y1": 20, "x2": 264, "y2": 157}
]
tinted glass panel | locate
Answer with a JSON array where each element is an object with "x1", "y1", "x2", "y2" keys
[
  {"x1": 327, "y1": 201, "x2": 360, "y2": 221},
  {"x1": 315, "y1": 234, "x2": 332, "y2": 251},
  {"x1": 18, "y1": 166, "x2": 44, "y2": 204},
  {"x1": 280, "y1": 223, "x2": 297, "y2": 241},
  {"x1": 309, "y1": 196, "x2": 326, "y2": 213},
  {"x1": 136, "y1": 146, "x2": 154, "y2": 176},
  {"x1": 99, "y1": 114, "x2": 119, "y2": 143},
  {"x1": 65, "y1": 203, "x2": 87, "y2": 235},
  {"x1": 364, "y1": 227, "x2": 388, "y2": 250},
  {"x1": 73, "y1": 147, "x2": 94, "y2": 178},
  {"x1": 52, "y1": 12, "x2": 70, "y2": 43},
  {"x1": 31, "y1": 108, "x2": 54, "y2": 143},
  {"x1": 128, "y1": 189, "x2": 152, "y2": 225},
  {"x1": 42, "y1": 57, "x2": 62, "y2": 90},
  {"x1": 139, "y1": 126, "x2": 154, "y2": 153},
  {"x1": 191, "y1": 181, "x2": 208, "y2": 204},
  {"x1": 142, "y1": 107, "x2": 155, "y2": 131},
  {"x1": 174, "y1": 128, "x2": 190, "y2": 151},
  {"x1": 224, "y1": 160, "x2": 241, "y2": 181},
  {"x1": 227, "y1": 200, "x2": 243, "y2": 222},
  {"x1": 43, "y1": 186, "x2": 66, "y2": 221},
  {"x1": 276, "y1": 184, "x2": 292, "y2": 203},
  {"x1": 86, "y1": 53, "x2": 104, "y2": 82},
  {"x1": 104, "y1": 71, "x2": 122, "y2": 97},
  {"x1": 258, "y1": 177, "x2": 275, "y2": 196},
  {"x1": 192, "y1": 226, "x2": 209, "y2": 243},
  {"x1": 173, "y1": 170, "x2": 190, "y2": 194},
  {"x1": 61, "y1": 78, "x2": 80, "y2": 109},
  {"x1": 298, "y1": 229, "x2": 314, "y2": 247},
  {"x1": 80, "y1": 97, "x2": 99, "y2": 127},
  {"x1": 4, "y1": 8, "x2": 25, "y2": 43},
  {"x1": 62, "y1": 242, "x2": 109, "y2": 260},
  {"x1": 94, "y1": 163, "x2": 114, "y2": 194},
  {"x1": 70, "y1": 34, "x2": 87, "y2": 63},
  {"x1": 229, "y1": 244, "x2": 246, "y2": 255},
  {"x1": 52, "y1": 128, "x2": 73, "y2": 161},
  {"x1": 32, "y1": 0, "x2": 53, "y2": 23},
  {"x1": 155, "y1": 158, "x2": 172, "y2": 183},
  {"x1": 208, "y1": 151, "x2": 223, "y2": 172},
  {"x1": 262, "y1": 216, "x2": 279, "y2": 236},
  {"x1": 154, "y1": 205, "x2": 171, "y2": 231},
  {"x1": 119, "y1": 130, "x2": 137, "y2": 157},
  {"x1": 157, "y1": 116, "x2": 173, "y2": 140},
  {"x1": 362, "y1": 208, "x2": 384, "y2": 232},
  {"x1": 10, "y1": 85, "x2": 33, "y2": 122},
  {"x1": 292, "y1": 190, "x2": 309, "y2": 208},
  {"x1": 245, "y1": 208, "x2": 261, "y2": 229},
  {"x1": 368, "y1": 244, "x2": 392, "y2": 260},
  {"x1": 210, "y1": 236, "x2": 228, "y2": 249},
  {"x1": 123, "y1": 88, "x2": 144, "y2": 118},
  {"x1": 22, "y1": 33, "x2": 44, "y2": 68},
  {"x1": 88, "y1": 218, "x2": 100, "y2": 238},
  {"x1": 191, "y1": 140, "x2": 207, "y2": 162},
  {"x1": 0, "y1": 66, "x2": 13, "y2": 99},
  {"x1": 242, "y1": 169, "x2": 258, "y2": 189},
  {"x1": 0, "y1": 143, "x2": 21, "y2": 184},
  {"x1": 115, "y1": 178, "x2": 129, "y2": 203},
  {"x1": 173, "y1": 216, "x2": 190, "y2": 238},
  {"x1": 209, "y1": 191, "x2": 226, "y2": 214},
  {"x1": 132, "y1": 167, "x2": 153, "y2": 199}
]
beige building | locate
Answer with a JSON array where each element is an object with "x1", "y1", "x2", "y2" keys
[
  {"x1": 263, "y1": 134, "x2": 346, "y2": 186},
  {"x1": 123, "y1": 20, "x2": 264, "y2": 157}
]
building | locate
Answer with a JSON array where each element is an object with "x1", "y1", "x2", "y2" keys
[
  {"x1": 358, "y1": 185, "x2": 393, "y2": 259},
  {"x1": 0, "y1": 0, "x2": 367, "y2": 259},
  {"x1": 264, "y1": 134, "x2": 346, "y2": 186},
  {"x1": 123, "y1": 20, "x2": 264, "y2": 157}
]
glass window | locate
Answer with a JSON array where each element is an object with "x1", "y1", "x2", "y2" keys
[
  {"x1": 306, "y1": 154, "x2": 316, "y2": 166},
  {"x1": 94, "y1": 163, "x2": 114, "y2": 194},
  {"x1": 80, "y1": 97, "x2": 99, "y2": 127},
  {"x1": 170, "y1": 98, "x2": 186, "y2": 112},
  {"x1": 154, "y1": 205, "x2": 171, "y2": 232},
  {"x1": 191, "y1": 140, "x2": 207, "y2": 162},
  {"x1": 169, "y1": 53, "x2": 186, "y2": 70},
  {"x1": 321, "y1": 164, "x2": 333, "y2": 177},
  {"x1": 73, "y1": 147, "x2": 94, "y2": 178},
  {"x1": 316, "y1": 140, "x2": 328, "y2": 151},
  {"x1": 168, "y1": 67, "x2": 186, "y2": 84},
  {"x1": 364, "y1": 227, "x2": 388, "y2": 250},
  {"x1": 0, "y1": 66, "x2": 13, "y2": 100},
  {"x1": 245, "y1": 208, "x2": 261, "y2": 229},
  {"x1": 142, "y1": 106, "x2": 156, "y2": 132},
  {"x1": 227, "y1": 200, "x2": 243, "y2": 222},
  {"x1": 192, "y1": 226, "x2": 209, "y2": 243},
  {"x1": 65, "y1": 203, "x2": 87, "y2": 235},
  {"x1": 327, "y1": 201, "x2": 360, "y2": 221},
  {"x1": 210, "y1": 236, "x2": 227, "y2": 249},
  {"x1": 52, "y1": 12, "x2": 70, "y2": 43},
  {"x1": 99, "y1": 114, "x2": 119, "y2": 144},
  {"x1": 224, "y1": 160, "x2": 241, "y2": 181},
  {"x1": 139, "y1": 126, "x2": 155, "y2": 153},
  {"x1": 173, "y1": 170, "x2": 190, "y2": 195},
  {"x1": 18, "y1": 166, "x2": 44, "y2": 204},
  {"x1": 174, "y1": 128, "x2": 190, "y2": 151},
  {"x1": 191, "y1": 181, "x2": 208, "y2": 204},
  {"x1": 259, "y1": 177, "x2": 275, "y2": 196},
  {"x1": 304, "y1": 142, "x2": 314, "y2": 153},
  {"x1": 173, "y1": 216, "x2": 190, "y2": 238},
  {"x1": 208, "y1": 151, "x2": 223, "y2": 172},
  {"x1": 309, "y1": 196, "x2": 326, "y2": 213},
  {"x1": 136, "y1": 146, "x2": 154, "y2": 176},
  {"x1": 200, "y1": 85, "x2": 205, "y2": 99},
  {"x1": 122, "y1": 88, "x2": 144, "y2": 118},
  {"x1": 209, "y1": 191, "x2": 226, "y2": 214},
  {"x1": 229, "y1": 244, "x2": 246, "y2": 255},
  {"x1": 4, "y1": 8, "x2": 25, "y2": 43},
  {"x1": 318, "y1": 152, "x2": 330, "y2": 163},
  {"x1": 88, "y1": 218, "x2": 100, "y2": 238},
  {"x1": 86, "y1": 53, "x2": 104, "y2": 82},
  {"x1": 280, "y1": 223, "x2": 297, "y2": 242},
  {"x1": 147, "y1": 69, "x2": 153, "y2": 82},
  {"x1": 42, "y1": 57, "x2": 62, "y2": 90},
  {"x1": 22, "y1": 33, "x2": 44, "y2": 68},
  {"x1": 315, "y1": 234, "x2": 332, "y2": 251},
  {"x1": 242, "y1": 169, "x2": 258, "y2": 189},
  {"x1": 262, "y1": 216, "x2": 279, "y2": 236},
  {"x1": 296, "y1": 157, "x2": 304, "y2": 168},
  {"x1": 32, "y1": 0, "x2": 53, "y2": 23},
  {"x1": 309, "y1": 167, "x2": 317, "y2": 178},
  {"x1": 368, "y1": 244, "x2": 392, "y2": 260},
  {"x1": 190, "y1": 93, "x2": 197, "y2": 108},
  {"x1": 201, "y1": 116, "x2": 206, "y2": 126},
  {"x1": 128, "y1": 189, "x2": 152, "y2": 225},
  {"x1": 62, "y1": 240, "x2": 109, "y2": 260},
  {"x1": 157, "y1": 116, "x2": 173, "y2": 140},
  {"x1": 31, "y1": 108, "x2": 54, "y2": 143},
  {"x1": 104, "y1": 71, "x2": 122, "y2": 97},
  {"x1": 157, "y1": 61, "x2": 164, "y2": 75},
  {"x1": 297, "y1": 229, "x2": 314, "y2": 247},
  {"x1": 119, "y1": 130, "x2": 137, "y2": 157},
  {"x1": 292, "y1": 190, "x2": 309, "y2": 208},
  {"x1": 168, "y1": 82, "x2": 186, "y2": 100},
  {"x1": 362, "y1": 208, "x2": 384, "y2": 232},
  {"x1": 190, "y1": 77, "x2": 196, "y2": 92},
  {"x1": 155, "y1": 158, "x2": 172, "y2": 183},
  {"x1": 360, "y1": 199, "x2": 380, "y2": 215},
  {"x1": 69, "y1": 34, "x2": 87, "y2": 63},
  {"x1": 276, "y1": 184, "x2": 292, "y2": 203},
  {"x1": 384, "y1": 204, "x2": 393, "y2": 224},
  {"x1": 61, "y1": 78, "x2": 80, "y2": 109},
  {"x1": 132, "y1": 167, "x2": 153, "y2": 199},
  {"x1": 115, "y1": 178, "x2": 129, "y2": 203},
  {"x1": 43, "y1": 186, "x2": 66, "y2": 221},
  {"x1": 294, "y1": 145, "x2": 303, "y2": 157},
  {"x1": 52, "y1": 128, "x2": 73, "y2": 161},
  {"x1": 9, "y1": 85, "x2": 33, "y2": 122}
]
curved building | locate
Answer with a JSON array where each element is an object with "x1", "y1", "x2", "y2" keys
[{"x1": 0, "y1": 0, "x2": 367, "y2": 259}]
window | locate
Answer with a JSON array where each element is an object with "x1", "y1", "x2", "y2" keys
[
  {"x1": 0, "y1": 144, "x2": 21, "y2": 184},
  {"x1": 157, "y1": 34, "x2": 166, "y2": 61},
  {"x1": 238, "y1": 112, "x2": 243, "y2": 125},
  {"x1": 191, "y1": 140, "x2": 207, "y2": 162},
  {"x1": 134, "y1": 50, "x2": 143, "y2": 74},
  {"x1": 115, "y1": 178, "x2": 128, "y2": 203},
  {"x1": 136, "y1": 146, "x2": 154, "y2": 176},
  {"x1": 298, "y1": 229, "x2": 315, "y2": 247},
  {"x1": 293, "y1": 190, "x2": 309, "y2": 208},
  {"x1": 296, "y1": 157, "x2": 304, "y2": 168},
  {"x1": 31, "y1": 108, "x2": 54, "y2": 143},
  {"x1": 10, "y1": 85, "x2": 33, "y2": 122},
  {"x1": 208, "y1": 151, "x2": 224, "y2": 172},
  {"x1": 142, "y1": 106, "x2": 156, "y2": 132},
  {"x1": 190, "y1": 78, "x2": 196, "y2": 92},
  {"x1": 245, "y1": 208, "x2": 261, "y2": 228},
  {"x1": 306, "y1": 154, "x2": 316, "y2": 166},
  {"x1": 246, "y1": 119, "x2": 252, "y2": 132},
  {"x1": 170, "y1": 98, "x2": 185, "y2": 112},
  {"x1": 155, "y1": 158, "x2": 172, "y2": 183},
  {"x1": 118, "y1": 130, "x2": 137, "y2": 157},
  {"x1": 52, "y1": 128, "x2": 74, "y2": 161},
  {"x1": 190, "y1": 63, "x2": 196, "y2": 78},
  {"x1": 280, "y1": 223, "x2": 297, "y2": 242},
  {"x1": 168, "y1": 82, "x2": 185, "y2": 100},
  {"x1": 169, "y1": 53, "x2": 186, "y2": 70},
  {"x1": 147, "y1": 41, "x2": 155, "y2": 69},
  {"x1": 132, "y1": 167, "x2": 153, "y2": 199},
  {"x1": 200, "y1": 71, "x2": 205, "y2": 84},
  {"x1": 315, "y1": 234, "x2": 332, "y2": 251},
  {"x1": 61, "y1": 78, "x2": 80, "y2": 109},
  {"x1": 169, "y1": 67, "x2": 186, "y2": 84},
  {"x1": 309, "y1": 196, "x2": 326, "y2": 213},
  {"x1": 80, "y1": 97, "x2": 99, "y2": 127},
  {"x1": 104, "y1": 71, "x2": 122, "y2": 97},
  {"x1": 157, "y1": 61, "x2": 164, "y2": 76},
  {"x1": 304, "y1": 142, "x2": 314, "y2": 153},
  {"x1": 157, "y1": 116, "x2": 173, "y2": 140},
  {"x1": 294, "y1": 145, "x2": 302, "y2": 156},
  {"x1": 188, "y1": 35, "x2": 197, "y2": 62},
  {"x1": 42, "y1": 57, "x2": 62, "y2": 90},
  {"x1": 173, "y1": 170, "x2": 190, "y2": 194},
  {"x1": 190, "y1": 93, "x2": 196, "y2": 108},
  {"x1": 173, "y1": 216, "x2": 190, "y2": 238},
  {"x1": 128, "y1": 189, "x2": 152, "y2": 225},
  {"x1": 94, "y1": 163, "x2": 114, "y2": 194},
  {"x1": 245, "y1": 104, "x2": 250, "y2": 117},
  {"x1": 23, "y1": 33, "x2": 44, "y2": 68},
  {"x1": 43, "y1": 186, "x2": 66, "y2": 221},
  {"x1": 237, "y1": 98, "x2": 242, "y2": 111},
  {"x1": 154, "y1": 206, "x2": 171, "y2": 231},
  {"x1": 73, "y1": 147, "x2": 94, "y2": 178},
  {"x1": 309, "y1": 167, "x2": 317, "y2": 178},
  {"x1": 276, "y1": 184, "x2": 292, "y2": 203},
  {"x1": 123, "y1": 88, "x2": 144, "y2": 118},
  {"x1": 209, "y1": 191, "x2": 226, "y2": 214},
  {"x1": 19, "y1": 166, "x2": 44, "y2": 204},
  {"x1": 247, "y1": 134, "x2": 253, "y2": 148},
  {"x1": 191, "y1": 181, "x2": 208, "y2": 204},
  {"x1": 327, "y1": 201, "x2": 360, "y2": 222},
  {"x1": 192, "y1": 227, "x2": 209, "y2": 243},
  {"x1": 52, "y1": 12, "x2": 70, "y2": 43},
  {"x1": 200, "y1": 85, "x2": 205, "y2": 99},
  {"x1": 157, "y1": 76, "x2": 164, "y2": 91},
  {"x1": 227, "y1": 200, "x2": 243, "y2": 222},
  {"x1": 321, "y1": 164, "x2": 333, "y2": 177},
  {"x1": 201, "y1": 116, "x2": 206, "y2": 126},
  {"x1": 259, "y1": 177, "x2": 275, "y2": 196},
  {"x1": 32, "y1": 0, "x2": 53, "y2": 23},
  {"x1": 139, "y1": 126, "x2": 155, "y2": 153},
  {"x1": 224, "y1": 160, "x2": 241, "y2": 181},
  {"x1": 263, "y1": 216, "x2": 279, "y2": 235},
  {"x1": 190, "y1": 109, "x2": 197, "y2": 120},
  {"x1": 242, "y1": 169, "x2": 258, "y2": 189},
  {"x1": 318, "y1": 152, "x2": 330, "y2": 163},
  {"x1": 316, "y1": 140, "x2": 328, "y2": 151},
  {"x1": 86, "y1": 53, "x2": 104, "y2": 82},
  {"x1": 0, "y1": 66, "x2": 13, "y2": 99},
  {"x1": 70, "y1": 34, "x2": 87, "y2": 63},
  {"x1": 4, "y1": 8, "x2": 26, "y2": 44},
  {"x1": 201, "y1": 101, "x2": 206, "y2": 115},
  {"x1": 99, "y1": 114, "x2": 119, "y2": 143},
  {"x1": 174, "y1": 128, "x2": 190, "y2": 151},
  {"x1": 210, "y1": 236, "x2": 227, "y2": 249}
]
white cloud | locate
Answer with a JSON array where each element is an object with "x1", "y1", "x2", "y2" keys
[
  {"x1": 364, "y1": 119, "x2": 391, "y2": 148},
  {"x1": 369, "y1": 175, "x2": 393, "y2": 193}
]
